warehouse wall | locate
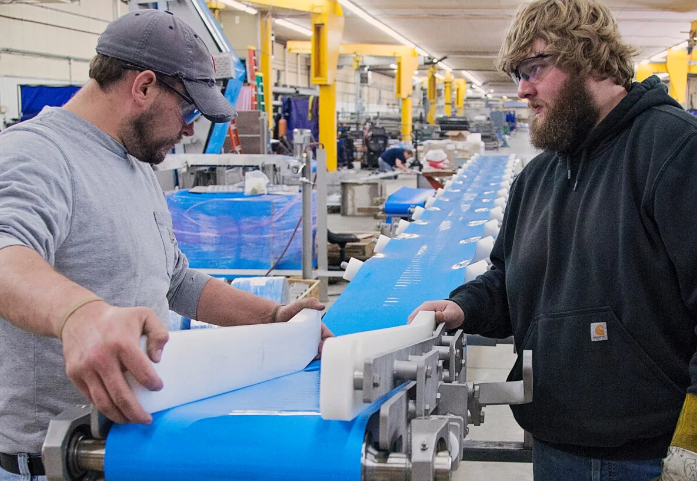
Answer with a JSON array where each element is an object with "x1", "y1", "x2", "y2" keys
[{"x1": 0, "y1": 1, "x2": 117, "y2": 125}]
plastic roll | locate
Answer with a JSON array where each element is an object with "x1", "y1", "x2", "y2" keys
[
  {"x1": 451, "y1": 174, "x2": 458, "y2": 181},
  {"x1": 343, "y1": 257, "x2": 364, "y2": 281},
  {"x1": 493, "y1": 197, "x2": 507, "y2": 209},
  {"x1": 465, "y1": 259, "x2": 489, "y2": 283},
  {"x1": 444, "y1": 180, "x2": 453, "y2": 190},
  {"x1": 490, "y1": 206, "x2": 504, "y2": 222},
  {"x1": 435, "y1": 188, "x2": 445, "y2": 199},
  {"x1": 501, "y1": 173, "x2": 512, "y2": 182},
  {"x1": 500, "y1": 180, "x2": 511, "y2": 189},
  {"x1": 374, "y1": 234, "x2": 391, "y2": 254},
  {"x1": 514, "y1": 160, "x2": 524, "y2": 175},
  {"x1": 482, "y1": 219, "x2": 501, "y2": 238},
  {"x1": 472, "y1": 236, "x2": 495, "y2": 263},
  {"x1": 126, "y1": 309, "x2": 322, "y2": 414},
  {"x1": 425, "y1": 196, "x2": 436, "y2": 209},
  {"x1": 231, "y1": 277, "x2": 290, "y2": 304},
  {"x1": 497, "y1": 188, "x2": 509, "y2": 198},
  {"x1": 411, "y1": 206, "x2": 425, "y2": 220},
  {"x1": 395, "y1": 219, "x2": 410, "y2": 236},
  {"x1": 504, "y1": 167, "x2": 513, "y2": 176}
]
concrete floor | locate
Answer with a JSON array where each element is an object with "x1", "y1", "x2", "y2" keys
[{"x1": 325, "y1": 131, "x2": 540, "y2": 481}]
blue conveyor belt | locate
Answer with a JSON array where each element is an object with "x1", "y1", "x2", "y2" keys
[
  {"x1": 384, "y1": 187, "x2": 436, "y2": 216},
  {"x1": 104, "y1": 155, "x2": 511, "y2": 481}
]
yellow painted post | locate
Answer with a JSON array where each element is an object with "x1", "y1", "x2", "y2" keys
[
  {"x1": 260, "y1": 17, "x2": 273, "y2": 129},
  {"x1": 310, "y1": 1, "x2": 344, "y2": 171},
  {"x1": 427, "y1": 65, "x2": 437, "y2": 125},
  {"x1": 395, "y1": 53, "x2": 418, "y2": 142},
  {"x1": 666, "y1": 48, "x2": 688, "y2": 104},
  {"x1": 401, "y1": 97, "x2": 412, "y2": 142},
  {"x1": 444, "y1": 72, "x2": 453, "y2": 117},
  {"x1": 454, "y1": 79, "x2": 466, "y2": 116}
]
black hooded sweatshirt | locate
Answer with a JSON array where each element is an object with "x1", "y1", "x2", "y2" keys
[{"x1": 449, "y1": 76, "x2": 697, "y2": 460}]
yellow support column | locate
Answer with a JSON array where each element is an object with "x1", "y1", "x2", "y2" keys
[
  {"x1": 427, "y1": 65, "x2": 437, "y2": 125},
  {"x1": 666, "y1": 48, "x2": 688, "y2": 105},
  {"x1": 395, "y1": 53, "x2": 418, "y2": 142},
  {"x1": 401, "y1": 97, "x2": 413, "y2": 142},
  {"x1": 310, "y1": 1, "x2": 344, "y2": 171},
  {"x1": 260, "y1": 17, "x2": 274, "y2": 129},
  {"x1": 454, "y1": 79, "x2": 466, "y2": 116},
  {"x1": 444, "y1": 72, "x2": 453, "y2": 117}
]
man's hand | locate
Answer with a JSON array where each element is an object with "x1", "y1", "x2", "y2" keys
[
  {"x1": 276, "y1": 297, "x2": 333, "y2": 357},
  {"x1": 408, "y1": 300, "x2": 465, "y2": 330},
  {"x1": 61, "y1": 302, "x2": 169, "y2": 425},
  {"x1": 275, "y1": 297, "x2": 325, "y2": 322}
]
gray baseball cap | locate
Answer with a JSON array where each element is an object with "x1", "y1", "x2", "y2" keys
[{"x1": 96, "y1": 10, "x2": 236, "y2": 123}]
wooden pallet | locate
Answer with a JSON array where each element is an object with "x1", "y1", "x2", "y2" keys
[{"x1": 289, "y1": 278, "x2": 321, "y2": 301}]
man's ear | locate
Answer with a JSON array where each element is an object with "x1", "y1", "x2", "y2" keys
[{"x1": 131, "y1": 70, "x2": 158, "y2": 108}]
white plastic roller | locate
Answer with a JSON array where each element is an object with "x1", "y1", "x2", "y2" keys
[
  {"x1": 412, "y1": 206, "x2": 425, "y2": 220},
  {"x1": 374, "y1": 234, "x2": 391, "y2": 253},
  {"x1": 514, "y1": 160, "x2": 524, "y2": 175},
  {"x1": 493, "y1": 197, "x2": 507, "y2": 209},
  {"x1": 424, "y1": 196, "x2": 436, "y2": 209},
  {"x1": 500, "y1": 180, "x2": 511, "y2": 189},
  {"x1": 320, "y1": 311, "x2": 436, "y2": 420},
  {"x1": 395, "y1": 219, "x2": 410, "y2": 236},
  {"x1": 435, "y1": 188, "x2": 445, "y2": 199},
  {"x1": 497, "y1": 188, "x2": 509, "y2": 198},
  {"x1": 490, "y1": 206, "x2": 504, "y2": 222},
  {"x1": 343, "y1": 257, "x2": 364, "y2": 281},
  {"x1": 465, "y1": 259, "x2": 490, "y2": 283},
  {"x1": 444, "y1": 180, "x2": 453, "y2": 190},
  {"x1": 472, "y1": 236, "x2": 495, "y2": 263},
  {"x1": 482, "y1": 219, "x2": 501, "y2": 238}
]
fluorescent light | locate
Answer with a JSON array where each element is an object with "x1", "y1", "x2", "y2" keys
[
  {"x1": 672, "y1": 41, "x2": 688, "y2": 51},
  {"x1": 219, "y1": 0, "x2": 258, "y2": 15},
  {"x1": 460, "y1": 70, "x2": 482, "y2": 87},
  {"x1": 274, "y1": 18, "x2": 312, "y2": 36},
  {"x1": 650, "y1": 50, "x2": 668, "y2": 61},
  {"x1": 415, "y1": 47, "x2": 429, "y2": 57},
  {"x1": 390, "y1": 63, "x2": 398, "y2": 69},
  {"x1": 439, "y1": 62, "x2": 453, "y2": 72},
  {"x1": 337, "y1": 0, "x2": 416, "y2": 48},
  {"x1": 435, "y1": 73, "x2": 445, "y2": 80},
  {"x1": 640, "y1": 59, "x2": 649, "y2": 65}
]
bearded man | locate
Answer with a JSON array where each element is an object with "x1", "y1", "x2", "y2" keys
[
  {"x1": 410, "y1": 0, "x2": 697, "y2": 480},
  {"x1": 0, "y1": 11, "x2": 331, "y2": 480}
]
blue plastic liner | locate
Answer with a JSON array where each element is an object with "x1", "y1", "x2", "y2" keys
[
  {"x1": 231, "y1": 277, "x2": 290, "y2": 304},
  {"x1": 105, "y1": 365, "x2": 390, "y2": 481},
  {"x1": 104, "y1": 155, "x2": 510, "y2": 481},
  {"x1": 384, "y1": 187, "x2": 436, "y2": 216},
  {"x1": 167, "y1": 191, "x2": 316, "y2": 271}
]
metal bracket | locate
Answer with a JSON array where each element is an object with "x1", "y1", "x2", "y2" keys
[{"x1": 42, "y1": 405, "x2": 91, "y2": 481}]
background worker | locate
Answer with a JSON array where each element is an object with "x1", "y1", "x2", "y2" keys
[
  {"x1": 0, "y1": 11, "x2": 330, "y2": 480},
  {"x1": 410, "y1": 0, "x2": 697, "y2": 479},
  {"x1": 378, "y1": 147, "x2": 413, "y2": 173}
]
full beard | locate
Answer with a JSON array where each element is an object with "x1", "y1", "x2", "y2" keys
[
  {"x1": 121, "y1": 104, "x2": 182, "y2": 165},
  {"x1": 529, "y1": 74, "x2": 600, "y2": 154}
]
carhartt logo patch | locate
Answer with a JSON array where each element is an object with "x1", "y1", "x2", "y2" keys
[{"x1": 591, "y1": 322, "x2": 608, "y2": 341}]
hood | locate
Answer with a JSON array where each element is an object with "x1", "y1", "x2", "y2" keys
[{"x1": 560, "y1": 75, "x2": 682, "y2": 190}]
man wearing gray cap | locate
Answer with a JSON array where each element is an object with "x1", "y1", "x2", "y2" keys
[{"x1": 0, "y1": 10, "x2": 330, "y2": 480}]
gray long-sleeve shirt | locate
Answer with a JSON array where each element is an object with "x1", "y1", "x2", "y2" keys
[{"x1": 0, "y1": 107, "x2": 211, "y2": 454}]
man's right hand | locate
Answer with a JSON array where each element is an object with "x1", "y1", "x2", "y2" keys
[
  {"x1": 60, "y1": 302, "x2": 169, "y2": 425},
  {"x1": 408, "y1": 300, "x2": 465, "y2": 330}
]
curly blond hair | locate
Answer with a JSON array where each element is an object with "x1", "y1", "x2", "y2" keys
[{"x1": 496, "y1": 0, "x2": 638, "y2": 90}]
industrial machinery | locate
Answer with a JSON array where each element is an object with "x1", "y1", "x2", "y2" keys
[
  {"x1": 42, "y1": 154, "x2": 530, "y2": 481},
  {"x1": 42, "y1": 328, "x2": 532, "y2": 481}
]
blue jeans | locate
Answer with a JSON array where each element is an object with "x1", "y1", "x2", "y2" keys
[
  {"x1": 0, "y1": 454, "x2": 45, "y2": 481},
  {"x1": 378, "y1": 158, "x2": 395, "y2": 173},
  {"x1": 533, "y1": 439, "x2": 662, "y2": 481}
]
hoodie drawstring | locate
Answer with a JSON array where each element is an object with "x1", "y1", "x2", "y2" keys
[{"x1": 573, "y1": 150, "x2": 588, "y2": 191}]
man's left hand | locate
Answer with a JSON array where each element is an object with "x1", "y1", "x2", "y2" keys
[{"x1": 275, "y1": 297, "x2": 333, "y2": 357}]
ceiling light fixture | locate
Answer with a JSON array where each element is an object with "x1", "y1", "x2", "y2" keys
[
  {"x1": 460, "y1": 70, "x2": 482, "y2": 87},
  {"x1": 435, "y1": 72, "x2": 445, "y2": 80},
  {"x1": 389, "y1": 63, "x2": 398, "y2": 69},
  {"x1": 337, "y1": 0, "x2": 416, "y2": 48},
  {"x1": 219, "y1": 0, "x2": 258, "y2": 15},
  {"x1": 274, "y1": 18, "x2": 312, "y2": 36}
]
